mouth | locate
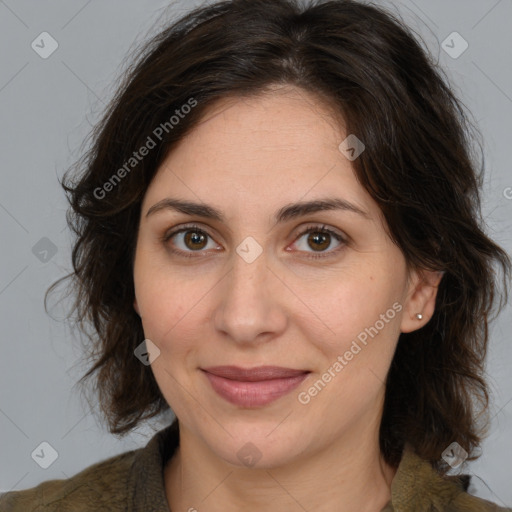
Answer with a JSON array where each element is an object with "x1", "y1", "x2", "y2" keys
[{"x1": 200, "y1": 366, "x2": 311, "y2": 407}]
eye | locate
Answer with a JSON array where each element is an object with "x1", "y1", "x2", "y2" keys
[
  {"x1": 162, "y1": 224, "x2": 220, "y2": 258},
  {"x1": 162, "y1": 223, "x2": 347, "y2": 259},
  {"x1": 290, "y1": 224, "x2": 346, "y2": 259}
]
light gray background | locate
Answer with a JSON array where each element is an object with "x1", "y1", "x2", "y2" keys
[{"x1": 1, "y1": 0, "x2": 511, "y2": 507}]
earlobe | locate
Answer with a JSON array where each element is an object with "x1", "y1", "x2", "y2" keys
[{"x1": 400, "y1": 270, "x2": 444, "y2": 333}]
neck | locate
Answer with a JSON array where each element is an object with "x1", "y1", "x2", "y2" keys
[{"x1": 164, "y1": 419, "x2": 397, "y2": 512}]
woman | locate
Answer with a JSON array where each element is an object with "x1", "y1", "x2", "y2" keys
[{"x1": 1, "y1": 0, "x2": 510, "y2": 510}]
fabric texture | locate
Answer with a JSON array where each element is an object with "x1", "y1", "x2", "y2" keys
[{"x1": 1, "y1": 420, "x2": 509, "y2": 511}]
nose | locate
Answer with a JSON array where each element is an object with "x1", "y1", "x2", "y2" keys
[{"x1": 213, "y1": 246, "x2": 288, "y2": 346}]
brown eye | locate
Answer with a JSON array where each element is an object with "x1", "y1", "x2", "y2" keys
[
  {"x1": 163, "y1": 223, "x2": 346, "y2": 260},
  {"x1": 183, "y1": 230, "x2": 208, "y2": 250},
  {"x1": 163, "y1": 225, "x2": 218, "y2": 257},
  {"x1": 307, "y1": 231, "x2": 331, "y2": 251},
  {"x1": 291, "y1": 225, "x2": 347, "y2": 259}
]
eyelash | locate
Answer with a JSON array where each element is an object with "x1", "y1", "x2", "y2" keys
[{"x1": 161, "y1": 223, "x2": 347, "y2": 260}]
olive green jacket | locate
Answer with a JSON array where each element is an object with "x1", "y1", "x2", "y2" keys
[{"x1": 1, "y1": 421, "x2": 509, "y2": 511}]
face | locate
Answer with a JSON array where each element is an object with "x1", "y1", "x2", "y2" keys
[{"x1": 133, "y1": 86, "x2": 439, "y2": 468}]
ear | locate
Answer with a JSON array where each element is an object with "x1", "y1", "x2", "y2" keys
[{"x1": 400, "y1": 269, "x2": 444, "y2": 333}]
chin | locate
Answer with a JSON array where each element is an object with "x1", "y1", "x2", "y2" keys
[{"x1": 199, "y1": 416, "x2": 311, "y2": 469}]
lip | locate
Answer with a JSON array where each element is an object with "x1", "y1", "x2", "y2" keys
[{"x1": 201, "y1": 366, "x2": 310, "y2": 407}]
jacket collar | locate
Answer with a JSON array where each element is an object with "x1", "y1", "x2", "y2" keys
[
  {"x1": 384, "y1": 443, "x2": 472, "y2": 511},
  {"x1": 128, "y1": 420, "x2": 179, "y2": 512}
]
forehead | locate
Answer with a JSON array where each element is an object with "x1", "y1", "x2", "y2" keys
[
  {"x1": 143, "y1": 86, "x2": 380, "y2": 222},
  {"x1": 182, "y1": 86, "x2": 345, "y2": 160}
]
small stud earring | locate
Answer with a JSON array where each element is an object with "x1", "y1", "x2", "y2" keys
[{"x1": 416, "y1": 313, "x2": 423, "y2": 320}]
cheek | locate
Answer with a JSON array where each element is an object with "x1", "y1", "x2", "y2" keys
[
  {"x1": 133, "y1": 249, "x2": 182, "y2": 340},
  {"x1": 298, "y1": 263, "x2": 402, "y2": 339},
  {"x1": 133, "y1": 254, "x2": 215, "y2": 358},
  {"x1": 298, "y1": 267, "x2": 405, "y2": 386},
  {"x1": 309, "y1": 275, "x2": 403, "y2": 404},
  {"x1": 136, "y1": 279, "x2": 195, "y2": 344}
]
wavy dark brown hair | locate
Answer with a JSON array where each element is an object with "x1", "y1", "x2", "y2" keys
[{"x1": 49, "y1": 0, "x2": 511, "y2": 472}]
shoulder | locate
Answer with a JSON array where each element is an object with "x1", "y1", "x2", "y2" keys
[
  {"x1": 450, "y1": 492, "x2": 512, "y2": 512},
  {"x1": 0, "y1": 448, "x2": 138, "y2": 512},
  {"x1": 391, "y1": 444, "x2": 511, "y2": 511}
]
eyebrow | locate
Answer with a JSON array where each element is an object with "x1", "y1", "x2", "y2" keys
[{"x1": 146, "y1": 197, "x2": 370, "y2": 223}]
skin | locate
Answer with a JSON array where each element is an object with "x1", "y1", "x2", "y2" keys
[{"x1": 133, "y1": 85, "x2": 443, "y2": 512}]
